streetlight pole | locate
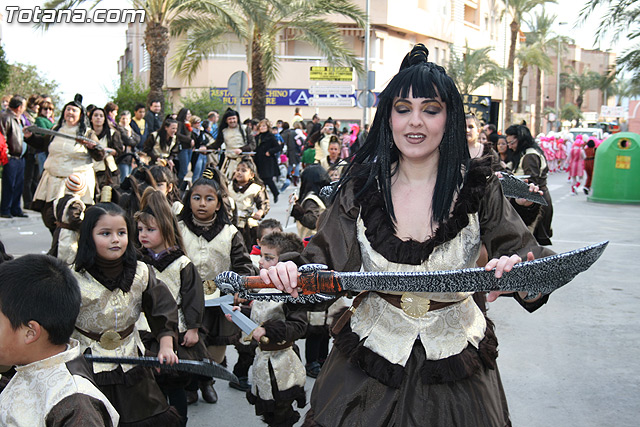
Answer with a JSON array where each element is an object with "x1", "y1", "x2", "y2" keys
[
  {"x1": 362, "y1": 0, "x2": 370, "y2": 128},
  {"x1": 555, "y1": 22, "x2": 568, "y2": 131}
]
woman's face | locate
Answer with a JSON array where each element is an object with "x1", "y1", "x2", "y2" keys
[
  {"x1": 258, "y1": 122, "x2": 268, "y2": 133},
  {"x1": 390, "y1": 94, "x2": 447, "y2": 162},
  {"x1": 465, "y1": 118, "x2": 479, "y2": 145},
  {"x1": 108, "y1": 109, "x2": 118, "y2": 120},
  {"x1": 91, "y1": 110, "x2": 105, "y2": 128},
  {"x1": 190, "y1": 185, "x2": 220, "y2": 222},
  {"x1": 478, "y1": 132, "x2": 488, "y2": 145},
  {"x1": 166, "y1": 123, "x2": 178, "y2": 138},
  {"x1": 64, "y1": 105, "x2": 81, "y2": 126},
  {"x1": 497, "y1": 139, "x2": 508, "y2": 154},
  {"x1": 506, "y1": 134, "x2": 519, "y2": 151},
  {"x1": 39, "y1": 105, "x2": 53, "y2": 118}
]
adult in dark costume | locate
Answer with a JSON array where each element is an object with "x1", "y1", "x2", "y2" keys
[
  {"x1": 254, "y1": 119, "x2": 281, "y2": 203},
  {"x1": 505, "y1": 124, "x2": 553, "y2": 246},
  {"x1": 261, "y1": 44, "x2": 555, "y2": 426}
]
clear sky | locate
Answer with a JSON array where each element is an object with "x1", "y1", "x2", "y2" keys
[{"x1": 0, "y1": 0, "x2": 632, "y2": 107}]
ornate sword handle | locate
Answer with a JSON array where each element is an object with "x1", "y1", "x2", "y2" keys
[{"x1": 215, "y1": 264, "x2": 344, "y2": 295}]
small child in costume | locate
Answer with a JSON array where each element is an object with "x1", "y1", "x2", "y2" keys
[
  {"x1": 249, "y1": 218, "x2": 283, "y2": 269},
  {"x1": 48, "y1": 173, "x2": 87, "y2": 265},
  {"x1": 177, "y1": 167, "x2": 256, "y2": 404},
  {"x1": 230, "y1": 218, "x2": 284, "y2": 393},
  {"x1": 229, "y1": 157, "x2": 270, "y2": 250},
  {"x1": 135, "y1": 188, "x2": 207, "y2": 425},
  {"x1": 568, "y1": 137, "x2": 586, "y2": 194},
  {"x1": 234, "y1": 232, "x2": 308, "y2": 427},
  {"x1": 290, "y1": 164, "x2": 331, "y2": 239},
  {"x1": 0, "y1": 254, "x2": 119, "y2": 426},
  {"x1": 71, "y1": 202, "x2": 182, "y2": 426},
  {"x1": 149, "y1": 164, "x2": 184, "y2": 215}
]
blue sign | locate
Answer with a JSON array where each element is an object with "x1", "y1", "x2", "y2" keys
[{"x1": 209, "y1": 87, "x2": 379, "y2": 107}]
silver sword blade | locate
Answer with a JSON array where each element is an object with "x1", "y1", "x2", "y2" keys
[
  {"x1": 218, "y1": 303, "x2": 260, "y2": 336},
  {"x1": 84, "y1": 355, "x2": 238, "y2": 382},
  {"x1": 335, "y1": 241, "x2": 608, "y2": 295},
  {"x1": 499, "y1": 174, "x2": 548, "y2": 206},
  {"x1": 204, "y1": 294, "x2": 235, "y2": 307}
]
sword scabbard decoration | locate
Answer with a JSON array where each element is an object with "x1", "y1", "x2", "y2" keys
[{"x1": 215, "y1": 242, "x2": 609, "y2": 303}]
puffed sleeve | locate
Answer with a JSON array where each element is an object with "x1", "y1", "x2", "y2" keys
[
  {"x1": 520, "y1": 153, "x2": 546, "y2": 187},
  {"x1": 479, "y1": 173, "x2": 554, "y2": 261},
  {"x1": 262, "y1": 303, "x2": 308, "y2": 343},
  {"x1": 142, "y1": 267, "x2": 179, "y2": 341},
  {"x1": 291, "y1": 198, "x2": 322, "y2": 230},
  {"x1": 283, "y1": 181, "x2": 362, "y2": 272},
  {"x1": 45, "y1": 394, "x2": 115, "y2": 427},
  {"x1": 230, "y1": 231, "x2": 258, "y2": 275},
  {"x1": 179, "y1": 262, "x2": 204, "y2": 330},
  {"x1": 254, "y1": 185, "x2": 270, "y2": 217},
  {"x1": 84, "y1": 130, "x2": 105, "y2": 161}
]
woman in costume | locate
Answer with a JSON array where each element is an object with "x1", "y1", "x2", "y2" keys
[
  {"x1": 261, "y1": 44, "x2": 555, "y2": 426},
  {"x1": 505, "y1": 124, "x2": 553, "y2": 246}
]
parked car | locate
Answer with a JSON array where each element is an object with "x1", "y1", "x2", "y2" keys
[{"x1": 569, "y1": 127, "x2": 604, "y2": 141}]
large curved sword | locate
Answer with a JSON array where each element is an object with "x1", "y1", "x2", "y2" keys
[{"x1": 215, "y1": 241, "x2": 608, "y2": 303}]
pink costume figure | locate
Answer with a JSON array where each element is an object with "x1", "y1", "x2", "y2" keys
[
  {"x1": 556, "y1": 138, "x2": 567, "y2": 171},
  {"x1": 568, "y1": 137, "x2": 586, "y2": 194},
  {"x1": 541, "y1": 137, "x2": 556, "y2": 172}
]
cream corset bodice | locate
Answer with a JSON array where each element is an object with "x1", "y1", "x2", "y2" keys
[{"x1": 351, "y1": 212, "x2": 486, "y2": 365}]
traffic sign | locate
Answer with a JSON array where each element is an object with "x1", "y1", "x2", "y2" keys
[
  {"x1": 309, "y1": 85, "x2": 355, "y2": 95},
  {"x1": 308, "y1": 97, "x2": 355, "y2": 107},
  {"x1": 227, "y1": 71, "x2": 248, "y2": 111},
  {"x1": 358, "y1": 90, "x2": 377, "y2": 108},
  {"x1": 310, "y1": 66, "x2": 354, "y2": 81}
]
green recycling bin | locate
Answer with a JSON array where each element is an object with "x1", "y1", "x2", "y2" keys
[{"x1": 588, "y1": 132, "x2": 640, "y2": 204}]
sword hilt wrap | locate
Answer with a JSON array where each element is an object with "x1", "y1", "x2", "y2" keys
[{"x1": 215, "y1": 266, "x2": 344, "y2": 295}]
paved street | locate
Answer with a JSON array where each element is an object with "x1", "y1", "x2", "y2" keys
[{"x1": 0, "y1": 172, "x2": 638, "y2": 426}]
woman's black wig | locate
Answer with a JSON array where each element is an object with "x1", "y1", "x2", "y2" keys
[
  {"x1": 505, "y1": 124, "x2": 544, "y2": 170},
  {"x1": 176, "y1": 107, "x2": 190, "y2": 123},
  {"x1": 180, "y1": 167, "x2": 231, "y2": 226},
  {"x1": 300, "y1": 164, "x2": 331, "y2": 203},
  {"x1": 53, "y1": 93, "x2": 87, "y2": 138},
  {"x1": 339, "y1": 44, "x2": 469, "y2": 224},
  {"x1": 74, "y1": 203, "x2": 138, "y2": 272}
]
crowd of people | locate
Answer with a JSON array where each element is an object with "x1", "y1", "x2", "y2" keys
[{"x1": 0, "y1": 43, "x2": 594, "y2": 427}]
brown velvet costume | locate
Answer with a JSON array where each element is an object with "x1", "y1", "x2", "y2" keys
[{"x1": 286, "y1": 160, "x2": 553, "y2": 427}]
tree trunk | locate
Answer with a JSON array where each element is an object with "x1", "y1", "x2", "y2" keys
[
  {"x1": 535, "y1": 67, "x2": 542, "y2": 136},
  {"x1": 251, "y1": 32, "x2": 267, "y2": 120},
  {"x1": 576, "y1": 93, "x2": 584, "y2": 111},
  {"x1": 517, "y1": 64, "x2": 528, "y2": 114},
  {"x1": 505, "y1": 20, "x2": 519, "y2": 127},
  {"x1": 144, "y1": 22, "x2": 170, "y2": 112}
]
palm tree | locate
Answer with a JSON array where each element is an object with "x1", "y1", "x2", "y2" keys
[
  {"x1": 560, "y1": 65, "x2": 602, "y2": 111},
  {"x1": 515, "y1": 43, "x2": 550, "y2": 113},
  {"x1": 523, "y1": 10, "x2": 556, "y2": 135},
  {"x1": 581, "y1": 1, "x2": 640, "y2": 79},
  {"x1": 171, "y1": 0, "x2": 366, "y2": 120},
  {"x1": 504, "y1": 0, "x2": 555, "y2": 126},
  {"x1": 611, "y1": 76, "x2": 640, "y2": 106},
  {"x1": 39, "y1": 0, "x2": 239, "y2": 110},
  {"x1": 447, "y1": 43, "x2": 511, "y2": 96}
]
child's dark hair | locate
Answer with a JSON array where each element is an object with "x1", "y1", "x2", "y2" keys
[
  {"x1": 149, "y1": 165, "x2": 181, "y2": 203},
  {"x1": 234, "y1": 156, "x2": 264, "y2": 185},
  {"x1": 260, "y1": 232, "x2": 304, "y2": 255},
  {"x1": 257, "y1": 218, "x2": 283, "y2": 240},
  {"x1": 75, "y1": 203, "x2": 138, "y2": 272},
  {"x1": 0, "y1": 255, "x2": 80, "y2": 345},
  {"x1": 180, "y1": 168, "x2": 231, "y2": 225},
  {"x1": 299, "y1": 164, "x2": 331, "y2": 202},
  {"x1": 135, "y1": 188, "x2": 185, "y2": 252},
  {"x1": 0, "y1": 240, "x2": 13, "y2": 265}
]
